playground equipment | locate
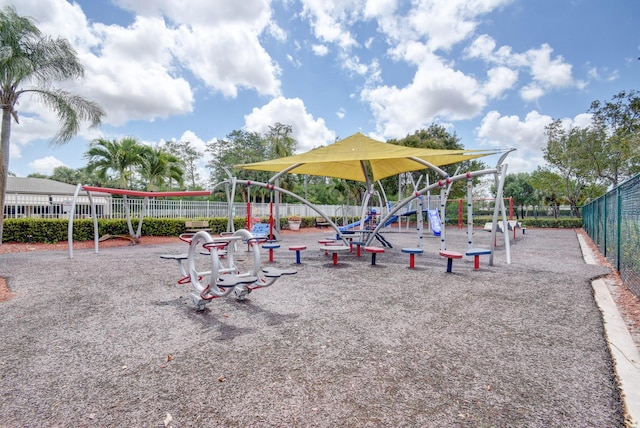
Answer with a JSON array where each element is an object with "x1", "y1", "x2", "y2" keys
[
  {"x1": 401, "y1": 247, "x2": 424, "y2": 268},
  {"x1": 364, "y1": 155, "x2": 514, "y2": 266},
  {"x1": 428, "y1": 209, "x2": 442, "y2": 236},
  {"x1": 439, "y1": 250, "x2": 464, "y2": 273},
  {"x1": 234, "y1": 133, "x2": 514, "y2": 266},
  {"x1": 66, "y1": 185, "x2": 296, "y2": 310},
  {"x1": 364, "y1": 246, "x2": 385, "y2": 265},
  {"x1": 163, "y1": 229, "x2": 296, "y2": 310},
  {"x1": 67, "y1": 185, "x2": 213, "y2": 258},
  {"x1": 288, "y1": 245, "x2": 307, "y2": 264}
]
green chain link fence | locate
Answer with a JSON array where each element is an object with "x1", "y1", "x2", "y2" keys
[{"x1": 582, "y1": 173, "x2": 640, "y2": 299}]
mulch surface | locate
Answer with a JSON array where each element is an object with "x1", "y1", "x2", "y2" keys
[{"x1": 0, "y1": 227, "x2": 637, "y2": 426}]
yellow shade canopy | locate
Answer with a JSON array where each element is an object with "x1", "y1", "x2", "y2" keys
[{"x1": 236, "y1": 132, "x2": 499, "y2": 182}]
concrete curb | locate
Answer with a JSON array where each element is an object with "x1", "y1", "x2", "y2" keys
[{"x1": 578, "y1": 233, "x2": 640, "y2": 428}]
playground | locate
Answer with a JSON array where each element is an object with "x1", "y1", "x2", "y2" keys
[{"x1": 0, "y1": 226, "x2": 629, "y2": 427}]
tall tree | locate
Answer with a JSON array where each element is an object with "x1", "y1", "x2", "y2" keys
[
  {"x1": 264, "y1": 123, "x2": 297, "y2": 202},
  {"x1": 50, "y1": 165, "x2": 84, "y2": 185},
  {"x1": 543, "y1": 120, "x2": 597, "y2": 217},
  {"x1": 529, "y1": 168, "x2": 564, "y2": 218},
  {"x1": 588, "y1": 90, "x2": 640, "y2": 186},
  {"x1": 0, "y1": 6, "x2": 104, "y2": 243},
  {"x1": 385, "y1": 124, "x2": 486, "y2": 199},
  {"x1": 503, "y1": 173, "x2": 537, "y2": 218},
  {"x1": 44, "y1": 165, "x2": 103, "y2": 187},
  {"x1": 84, "y1": 137, "x2": 147, "y2": 189},
  {"x1": 265, "y1": 123, "x2": 296, "y2": 159},
  {"x1": 206, "y1": 130, "x2": 270, "y2": 201},
  {"x1": 165, "y1": 139, "x2": 202, "y2": 189}
]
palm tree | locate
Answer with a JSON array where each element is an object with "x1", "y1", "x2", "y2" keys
[
  {"x1": 84, "y1": 137, "x2": 147, "y2": 189},
  {"x1": 0, "y1": 6, "x2": 104, "y2": 243},
  {"x1": 140, "y1": 146, "x2": 184, "y2": 191}
]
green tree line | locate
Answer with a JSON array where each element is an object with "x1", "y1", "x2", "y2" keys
[{"x1": 507, "y1": 89, "x2": 639, "y2": 218}]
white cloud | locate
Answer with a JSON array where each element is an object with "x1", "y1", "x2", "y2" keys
[
  {"x1": 342, "y1": 54, "x2": 370, "y2": 76},
  {"x1": 519, "y1": 84, "x2": 545, "y2": 102},
  {"x1": 300, "y1": 0, "x2": 360, "y2": 50},
  {"x1": 8, "y1": 105, "x2": 58, "y2": 160},
  {"x1": 114, "y1": 0, "x2": 272, "y2": 28},
  {"x1": 6, "y1": 0, "x2": 194, "y2": 126},
  {"x1": 244, "y1": 97, "x2": 336, "y2": 152},
  {"x1": 173, "y1": 22, "x2": 282, "y2": 98},
  {"x1": 375, "y1": 0, "x2": 512, "y2": 54},
  {"x1": 362, "y1": 52, "x2": 486, "y2": 138},
  {"x1": 363, "y1": 0, "x2": 399, "y2": 19},
  {"x1": 28, "y1": 156, "x2": 65, "y2": 175},
  {"x1": 113, "y1": 0, "x2": 282, "y2": 98},
  {"x1": 299, "y1": 0, "x2": 387, "y2": 81},
  {"x1": 515, "y1": 44, "x2": 575, "y2": 89},
  {"x1": 175, "y1": 130, "x2": 209, "y2": 156},
  {"x1": 407, "y1": 0, "x2": 510, "y2": 52},
  {"x1": 572, "y1": 113, "x2": 593, "y2": 128},
  {"x1": 482, "y1": 66, "x2": 518, "y2": 98},
  {"x1": 465, "y1": 35, "x2": 580, "y2": 101},
  {"x1": 587, "y1": 65, "x2": 619, "y2": 83},
  {"x1": 6, "y1": 0, "x2": 282, "y2": 127},
  {"x1": 464, "y1": 34, "x2": 496, "y2": 60},
  {"x1": 287, "y1": 54, "x2": 302, "y2": 68},
  {"x1": 267, "y1": 19, "x2": 288, "y2": 42},
  {"x1": 473, "y1": 109, "x2": 600, "y2": 172},
  {"x1": 477, "y1": 110, "x2": 553, "y2": 151},
  {"x1": 312, "y1": 44, "x2": 329, "y2": 56},
  {"x1": 4, "y1": 0, "x2": 99, "y2": 49},
  {"x1": 364, "y1": 37, "x2": 375, "y2": 49},
  {"x1": 73, "y1": 17, "x2": 195, "y2": 126}
]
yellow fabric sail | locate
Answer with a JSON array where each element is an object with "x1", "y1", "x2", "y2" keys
[{"x1": 236, "y1": 132, "x2": 498, "y2": 182}]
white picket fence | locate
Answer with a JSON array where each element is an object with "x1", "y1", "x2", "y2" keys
[{"x1": 3, "y1": 193, "x2": 362, "y2": 221}]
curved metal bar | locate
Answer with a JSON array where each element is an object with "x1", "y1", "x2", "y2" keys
[
  {"x1": 231, "y1": 228, "x2": 261, "y2": 278},
  {"x1": 495, "y1": 148, "x2": 516, "y2": 171},
  {"x1": 407, "y1": 156, "x2": 448, "y2": 177},
  {"x1": 267, "y1": 163, "x2": 304, "y2": 184},
  {"x1": 67, "y1": 184, "x2": 82, "y2": 259},
  {"x1": 188, "y1": 231, "x2": 235, "y2": 299},
  {"x1": 135, "y1": 197, "x2": 148, "y2": 239},
  {"x1": 232, "y1": 179, "x2": 350, "y2": 245},
  {"x1": 86, "y1": 190, "x2": 99, "y2": 254},
  {"x1": 366, "y1": 168, "x2": 498, "y2": 246}
]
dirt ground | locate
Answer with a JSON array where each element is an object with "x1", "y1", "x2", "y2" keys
[
  {"x1": 0, "y1": 227, "x2": 638, "y2": 427},
  {"x1": 2, "y1": 228, "x2": 639, "y2": 347}
]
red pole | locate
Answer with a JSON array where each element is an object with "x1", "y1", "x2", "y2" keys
[
  {"x1": 457, "y1": 199, "x2": 463, "y2": 229},
  {"x1": 268, "y1": 186, "x2": 274, "y2": 241},
  {"x1": 246, "y1": 182, "x2": 252, "y2": 230},
  {"x1": 247, "y1": 201, "x2": 252, "y2": 230},
  {"x1": 509, "y1": 197, "x2": 513, "y2": 220}
]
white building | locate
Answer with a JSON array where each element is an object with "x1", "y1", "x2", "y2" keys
[{"x1": 3, "y1": 177, "x2": 111, "y2": 219}]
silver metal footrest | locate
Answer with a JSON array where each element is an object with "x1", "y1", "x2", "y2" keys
[
  {"x1": 262, "y1": 267, "x2": 297, "y2": 278},
  {"x1": 217, "y1": 274, "x2": 259, "y2": 288}
]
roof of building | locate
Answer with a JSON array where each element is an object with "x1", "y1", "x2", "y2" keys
[{"x1": 5, "y1": 177, "x2": 107, "y2": 196}]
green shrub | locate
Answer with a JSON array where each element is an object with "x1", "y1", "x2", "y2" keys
[
  {"x1": 521, "y1": 218, "x2": 582, "y2": 228},
  {"x1": 444, "y1": 216, "x2": 582, "y2": 229},
  {"x1": 1, "y1": 214, "x2": 584, "y2": 244},
  {"x1": 2, "y1": 217, "x2": 253, "y2": 243}
]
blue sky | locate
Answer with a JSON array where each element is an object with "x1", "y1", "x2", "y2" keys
[{"x1": 3, "y1": 0, "x2": 639, "y2": 182}]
